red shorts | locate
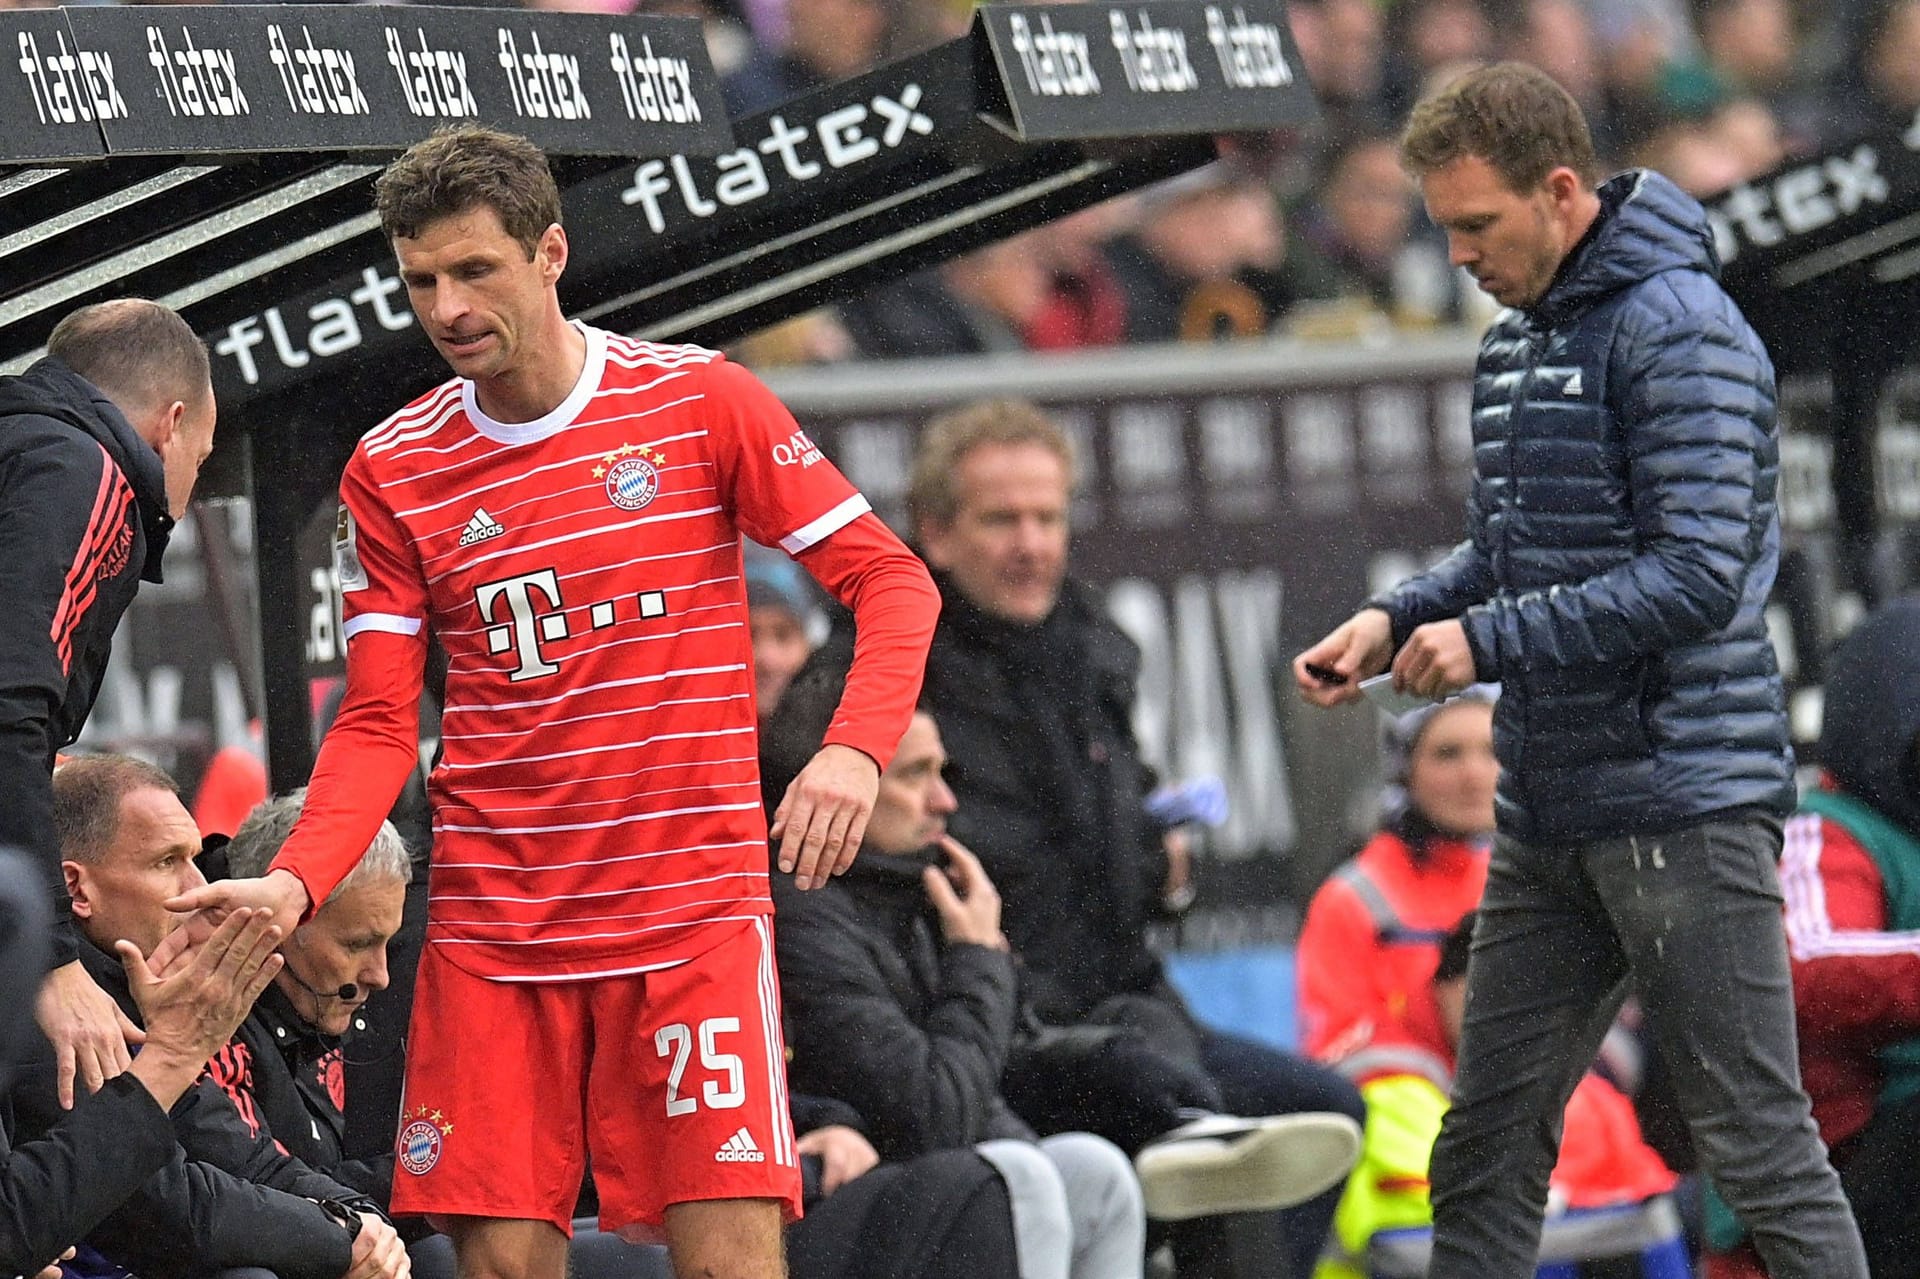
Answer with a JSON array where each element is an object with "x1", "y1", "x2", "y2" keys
[{"x1": 388, "y1": 917, "x2": 801, "y2": 1236}]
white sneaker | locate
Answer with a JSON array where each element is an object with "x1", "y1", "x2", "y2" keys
[{"x1": 1133, "y1": 1111, "x2": 1363, "y2": 1221}]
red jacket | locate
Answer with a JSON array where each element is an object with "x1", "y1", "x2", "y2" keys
[{"x1": 1298, "y1": 829, "x2": 1488, "y2": 1087}]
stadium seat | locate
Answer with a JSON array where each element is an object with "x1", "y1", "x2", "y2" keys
[{"x1": 1367, "y1": 1195, "x2": 1692, "y2": 1279}]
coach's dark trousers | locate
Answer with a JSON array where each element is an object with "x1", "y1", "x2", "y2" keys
[{"x1": 1426, "y1": 815, "x2": 1867, "y2": 1279}]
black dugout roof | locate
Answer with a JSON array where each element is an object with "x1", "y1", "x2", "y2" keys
[{"x1": 0, "y1": 0, "x2": 1321, "y2": 783}]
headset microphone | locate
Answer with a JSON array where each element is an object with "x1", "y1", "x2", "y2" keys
[{"x1": 336, "y1": 983, "x2": 359, "y2": 1001}]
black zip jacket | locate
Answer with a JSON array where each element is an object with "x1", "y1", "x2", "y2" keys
[
  {"x1": 8, "y1": 941, "x2": 370, "y2": 1279},
  {"x1": 0, "y1": 359, "x2": 173, "y2": 969}
]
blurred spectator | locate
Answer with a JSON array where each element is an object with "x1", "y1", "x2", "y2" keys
[
  {"x1": 900, "y1": 399, "x2": 1367, "y2": 1277},
  {"x1": 1506, "y1": 0, "x2": 1628, "y2": 162},
  {"x1": 1277, "y1": 132, "x2": 1459, "y2": 324},
  {"x1": 1710, "y1": 597, "x2": 1920, "y2": 1279},
  {"x1": 745, "y1": 545, "x2": 824, "y2": 720},
  {"x1": 1104, "y1": 165, "x2": 1291, "y2": 343},
  {"x1": 0, "y1": 852, "x2": 285, "y2": 1279},
  {"x1": 763, "y1": 704, "x2": 1150, "y2": 1279},
  {"x1": 206, "y1": 792, "x2": 412, "y2": 1221},
  {"x1": 1710, "y1": 96, "x2": 1789, "y2": 174},
  {"x1": 723, "y1": 0, "x2": 895, "y2": 114},
  {"x1": 1631, "y1": 119, "x2": 1751, "y2": 195},
  {"x1": 1821, "y1": 0, "x2": 1920, "y2": 143},
  {"x1": 192, "y1": 721, "x2": 268, "y2": 841},
  {"x1": 20, "y1": 755, "x2": 400, "y2": 1279},
  {"x1": 841, "y1": 236, "x2": 1054, "y2": 359},
  {"x1": 1026, "y1": 202, "x2": 1136, "y2": 353},
  {"x1": 1692, "y1": 0, "x2": 1797, "y2": 97},
  {"x1": 1382, "y1": 0, "x2": 1496, "y2": 121},
  {"x1": 1289, "y1": 0, "x2": 1392, "y2": 135}
]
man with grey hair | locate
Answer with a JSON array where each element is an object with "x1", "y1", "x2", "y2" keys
[
  {"x1": 211, "y1": 789, "x2": 413, "y2": 1214},
  {"x1": 0, "y1": 298, "x2": 219, "y2": 1115}
]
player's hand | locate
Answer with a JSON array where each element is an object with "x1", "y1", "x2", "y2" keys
[
  {"x1": 795, "y1": 1125, "x2": 880, "y2": 1197},
  {"x1": 922, "y1": 837, "x2": 1007, "y2": 950},
  {"x1": 119, "y1": 908, "x2": 283, "y2": 1068},
  {"x1": 770, "y1": 743, "x2": 879, "y2": 890},
  {"x1": 1392, "y1": 619, "x2": 1476, "y2": 700},
  {"x1": 343, "y1": 1214, "x2": 408, "y2": 1279},
  {"x1": 35, "y1": 1245, "x2": 76, "y2": 1279},
  {"x1": 1293, "y1": 608, "x2": 1394, "y2": 707},
  {"x1": 166, "y1": 868, "x2": 310, "y2": 943},
  {"x1": 35, "y1": 959, "x2": 142, "y2": 1110}
]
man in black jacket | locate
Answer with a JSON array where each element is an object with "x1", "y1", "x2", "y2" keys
[
  {"x1": 901, "y1": 399, "x2": 1365, "y2": 1278},
  {"x1": 1, "y1": 849, "x2": 288, "y2": 1277},
  {"x1": 0, "y1": 301, "x2": 219, "y2": 1116},
  {"x1": 16, "y1": 754, "x2": 409, "y2": 1279}
]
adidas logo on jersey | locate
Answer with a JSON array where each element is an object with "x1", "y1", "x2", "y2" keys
[
  {"x1": 715, "y1": 1127, "x2": 766, "y2": 1163},
  {"x1": 458, "y1": 508, "x2": 506, "y2": 547}
]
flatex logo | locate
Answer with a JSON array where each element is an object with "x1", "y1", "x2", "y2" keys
[
  {"x1": 1710, "y1": 145, "x2": 1890, "y2": 266},
  {"x1": 619, "y1": 82, "x2": 933, "y2": 236},
  {"x1": 385, "y1": 26, "x2": 478, "y2": 119},
  {"x1": 214, "y1": 266, "x2": 414, "y2": 387},
  {"x1": 16, "y1": 30, "x2": 129, "y2": 124},
  {"x1": 1009, "y1": 12, "x2": 1100, "y2": 97},
  {"x1": 496, "y1": 27, "x2": 591, "y2": 121},
  {"x1": 1205, "y1": 6, "x2": 1292, "y2": 89},
  {"x1": 1110, "y1": 10, "x2": 1199, "y2": 94},
  {"x1": 267, "y1": 24, "x2": 370, "y2": 117},
  {"x1": 146, "y1": 24, "x2": 250, "y2": 117}
]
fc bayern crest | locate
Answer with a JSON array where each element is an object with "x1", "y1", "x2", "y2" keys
[
  {"x1": 398, "y1": 1106, "x2": 450, "y2": 1175},
  {"x1": 605, "y1": 456, "x2": 660, "y2": 511}
]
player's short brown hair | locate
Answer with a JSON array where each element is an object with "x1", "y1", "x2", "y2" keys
[
  {"x1": 374, "y1": 125, "x2": 562, "y2": 259},
  {"x1": 1399, "y1": 62, "x2": 1599, "y2": 192},
  {"x1": 906, "y1": 399, "x2": 1077, "y2": 539},
  {"x1": 52, "y1": 755, "x2": 180, "y2": 865},
  {"x1": 48, "y1": 299, "x2": 209, "y2": 416}
]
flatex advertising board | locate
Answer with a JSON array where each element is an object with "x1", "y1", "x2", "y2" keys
[
  {"x1": 3, "y1": 9, "x2": 114, "y2": 161},
  {"x1": 40, "y1": 5, "x2": 728, "y2": 159},
  {"x1": 975, "y1": 0, "x2": 1317, "y2": 141}
]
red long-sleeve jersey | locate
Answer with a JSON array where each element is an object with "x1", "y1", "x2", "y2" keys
[{"x1": 270, "y1": 328, "x2": 938, "y2": 980}]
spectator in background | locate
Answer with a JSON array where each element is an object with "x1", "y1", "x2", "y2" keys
[
  {"x1": 1104, "y1": 165, "x2": 1290, "y2": 343},
  {"x1": 1631, "y1": 118, "x2": 1751, "y2": 195},
  {"x1": 1026, "y1": 202, "x2": 1135, "y2": 353},
  {"x1": 723, "y1": 0, "x2": 894, "y2": 114},
  {"x1": 1506, "y1": 0, "x2": 1626, "y2": 162},
  {"x1": 1711, "y1": 597, "x2": 1920, "y2": 1279},
  {"x1": 1692, "y1": 0, "x2": 1798, "y2": 100},
  {"x1": 1277, "y1": 132, "x2": 1459, "y2": 323},
  {"x1": 1822, "y1": 0, "x2": 1920, "y2": 143},
  {"x1": 1289, "y1": 0, "x2": 1391, "y2": 136},
  {"x1": 762, "y1": 701, "x2": 1149, "y2": 1279},
  {"x1": 840, "y1": 236, "x2": 1054, "y2": 359},
  {"x1": 24, "y1": 755, "x2": 405, "y2": 1279},
  {"x1": 746, "y1": 545, "x2": 824, "y2": 721},
  {"x1": 0, "y1": 852, "x2": 286, "y2": 1279},
  {"x1": 903, "y1": 399, "x2": 1367, "y2": 1278},
  {"x1": 1382, "y1": 0, "x2": 1496, "y2": 121}
]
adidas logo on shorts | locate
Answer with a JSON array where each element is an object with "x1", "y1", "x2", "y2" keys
[
  {"x1": 458, "y1": 508, "x2": 506, "y2": 547},
  {"x1": 715, "y1": 1127, "x2": 766, "y2": 1163}
]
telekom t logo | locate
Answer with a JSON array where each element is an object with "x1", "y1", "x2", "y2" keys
[{"x1": 474, "y1": 567, "x2": 669, "y2": 681}]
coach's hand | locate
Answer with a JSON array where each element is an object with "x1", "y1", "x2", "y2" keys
[
  {"x1": 1293, "y1": 607, "x2": 1394, "y2": 707},
  {"x1": 167, "y1": 868, "x2": 312, "y2": 943},
  {"x1": 795, "y1": 1125, "x2": 880, "y2": 1196},
  {"x1": 1392, "y1": 619, "x2": 1476, "y2": 700},
  {"x1": 36, "y1": 960, "x2": 142, "y2": 1110},
  {"x1": 772, "y1": 743, "x2": 879, "y2": 890},
  {"x1": 343, "y1": 1213, "x2": 408, "y2": 1279}
]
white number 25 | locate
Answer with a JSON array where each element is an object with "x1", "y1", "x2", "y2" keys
[{"x1": 654, "y1": 1018, "x2": 746, "y2": 1116}]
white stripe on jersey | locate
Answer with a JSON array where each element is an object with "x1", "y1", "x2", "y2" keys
[
  {"x1": 431, "y1": 908, "x2": 760, "y2": 946},
  {"x1": 780, "y1": 494, "x2": 872, "y2": 553},
  {"x1": 448, "y1": 754, "x2": 761, "y2": 799},
  {"x1": 753, "y1": 918, "x2": 794, "y2": 1165},
  {"x1": 435, "y1": 836, "x2": 764, "y2": 873},
  {"x1": 441, "y1": 662, "x2": 747, "y2": 715},
  {"x1": 380, "y1": 429, "x2": 491, "y2": 468},
  {"x1": 435, "y1": 870, "x2": 763, "y2": 906},
  {"x1": 446, "y1": 620, "x2": 744, "y2": 675},
  {"x1": 438, "y1": 587, "x2": 735, "y2": 641},
  {"x1": 444, "y1": 503, "x2": 725, "y2": 575},
  {"x1": 367, "y1": 401, "x2": 473, "y2": 458},
  {"x1": 440, "y1": 725, "x2": 756, "y2": 772},
  {"x1": 343, "y1": 612, "x2": 424, "y2": 639},
  {"x1": 491, "y1": 957, "x2": 693, "y2": 983},
  {"x1": 607, "y1": 335, "x2": 719, "y2": 363},
  {"x1": 438, "y1": 800, "x2": 763, "y2": 837},
  {"x1": 471, "y1": 774, "x2": 759, "y2": 817},
  {"x1": 419, "y1": 473, "x2": 719, "y2": 563},
  {"x1": 362, "y1": 381, "x2": 462, "y2": 451},
  {"x1": 445, "y1": 692, "x2": 751, "y2": 741}
]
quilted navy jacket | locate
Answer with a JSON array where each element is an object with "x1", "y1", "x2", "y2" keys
[{"x1": 1373, "y1": 169, "x2": 1796, "y2": 841}]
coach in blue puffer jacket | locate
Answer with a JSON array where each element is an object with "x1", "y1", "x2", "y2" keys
[{"x1": 1295, "y1": 63, "x2": 1864, "y2": 1279}]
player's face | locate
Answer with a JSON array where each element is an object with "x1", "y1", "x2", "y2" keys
[
  {"x1": 1421, "y1": 154, "x2": 1575, "y2": 308},
  {"x1": 393, "y1": 204, "x2": 567, "y2": 385},
  {"x1": 865, "y1": 713, "x2": 959, "y2": 856},
  {"x1": 65, "y1": 786, "x2": 206, "y2": 958},
  {"x1": 919, "y1": 442, "x2": 1070, "y2": 626},
  {"x1": 1405, "y1": 699, "x2": 1499, "y2": 837},
  {"x1": 279, "y1": 879, "x2": 405, "y2": 1037}
]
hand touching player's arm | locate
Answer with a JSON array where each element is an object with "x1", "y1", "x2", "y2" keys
[{"x1": 771, "y1": 744, "x2": 879, "y2": 890}]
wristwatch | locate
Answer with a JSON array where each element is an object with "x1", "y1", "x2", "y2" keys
[{"x1": 316, "y1": 1197, "x2": 364, "y2": 1243}]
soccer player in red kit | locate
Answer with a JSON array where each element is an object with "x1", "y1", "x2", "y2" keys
[{"x1": 172, "y1": 126, "x2": 940, "y2": 1279}]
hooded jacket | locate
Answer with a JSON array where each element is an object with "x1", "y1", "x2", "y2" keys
[
  {"x1": 0, "y1": 359, "x2": 173, "y2": 966},
  {"x1": 1373, "y1": 170, "x2": 1795, "y2": 841}
]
